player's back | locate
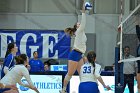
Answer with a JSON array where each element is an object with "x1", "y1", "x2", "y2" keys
[
  {"x1": 0, "y1": 65, "x2": 27, "y2": 85},
  {"x1": 80, "y1": 62, "x2": 96, "y2": 82}
]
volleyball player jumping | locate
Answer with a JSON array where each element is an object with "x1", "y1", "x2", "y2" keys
[{"x1": 60, "y1": 0, "x2": 87, "y2": 93}]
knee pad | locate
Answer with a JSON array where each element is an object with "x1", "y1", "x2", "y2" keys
[{"x1": 65, "y1": 74, "x2": 72, "y2": 81}]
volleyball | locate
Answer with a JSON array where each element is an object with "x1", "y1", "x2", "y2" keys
[{"x1": 85, "y1": 2, "x2": 92, "y2": 10}]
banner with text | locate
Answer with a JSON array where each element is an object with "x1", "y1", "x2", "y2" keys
[
  {"x1": 0, "y1": 30, "x2": 70, "y2": 58},
  {"x1": 17, "y1": 75, "x2": 62, "y2": 93}
]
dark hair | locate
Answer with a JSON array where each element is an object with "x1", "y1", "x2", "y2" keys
[
  {"x1": 15, "y1": 54, "x2": 27, "y2": 65},
  {"x1": 5, "y1": 42, "x2": 15, "y2": 58},
  {"x1": 124, "y1": 46, "x2": 130, "y2": 49},
  {"x1": 87, "y1": 51, "x2": 96, "y2": 73},
  {"x1": 64, "y1": 23, "x2": 77, "y2": 36},
  {"x1": 33, "y1": 51, "x2": 37, "y2": 55},
  {"x1": 44, "y1": 61, "x2": 50, "y2": 66}
]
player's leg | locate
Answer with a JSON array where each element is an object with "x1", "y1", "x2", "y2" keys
[
  {"x1": 61, "y1": 60, "x2": 78, "y2": 93},
  {"x1": 0, "y1": 83, "x2": 18, "y2": 93},
  {"x1": 60, "y1": 50, "x2": 82, "y2": 93},
  {"x1": 76, "y1": 58, "x2": 84, "y2": 74},
  {"x1": 137, "y1": 73, "x2": 140, "y2": 92},
  {"x1": 3, "y1": 89, "x2": 19, "y2": 93}
]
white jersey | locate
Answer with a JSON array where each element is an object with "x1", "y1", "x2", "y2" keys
[
  {"x1": 0, "y1": 65, "x2": 35, "y2": 88},
  {"x1": 73, "y1": 13, "x2": 87, "y2": 53},
  {"x1": 80, "y1": 62, "x2": 101, "y2": 83}
]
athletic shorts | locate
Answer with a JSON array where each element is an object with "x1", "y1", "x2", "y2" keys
[
  {"x1": 137, "y1": 60, "x2": 140, "y2": 73},
  {"x1": 79, "y1": 82, "x2": 99, "y2": 93},
  {"x1": 68, "y1": 50, "x2": 82, "y2": 62},
  {"x1": 0, "y1": 88, "x2": 11, "y2": 93}
]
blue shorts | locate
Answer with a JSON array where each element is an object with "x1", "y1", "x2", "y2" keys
[
  {"x1": 68, "y1": 50, "x2": 82, "y2": 62},
  {"x1": 79, "y1": 82, "x2": 99, "y2": 93},
  {"x1": 0, "y1": 88, "x2": 11, "y2": 93}
]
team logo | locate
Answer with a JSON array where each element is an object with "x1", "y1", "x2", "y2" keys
[{"x1": 19, "y1": 79, "x2": 29, "y2": 91}]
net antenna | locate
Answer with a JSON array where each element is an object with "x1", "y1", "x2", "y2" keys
[{"x1": 118, "y1": 3, "x2": 140, "y2": 63}]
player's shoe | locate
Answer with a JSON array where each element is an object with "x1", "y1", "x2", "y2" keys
[{"x1": 59, "y1": 90, "x2": 67, "y2": 93}]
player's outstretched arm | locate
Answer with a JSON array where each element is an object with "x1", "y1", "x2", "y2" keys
[
  {"x1": 97, "y1": 76, "x2": 111, "y2": 90},
  {"x1": 82, "y1": 0, "x2": 85, "y2": 13},
  {"x1": 0, "y1": 83, "x2": 18, "y2": 91},
  {"x1": 78, "y1": 0, "x2": 86, "y2": 31}
]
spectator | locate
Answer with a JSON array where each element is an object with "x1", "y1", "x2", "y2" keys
[
  {"x1": 29, "y1": 51, "x2": 44, "y2": 72},
  {"x1": 122, "y1": 46, "x2": 137, "y2": 93},
  {"x1": 44, "y1": 61, "x2": 50, "y2": 71}
]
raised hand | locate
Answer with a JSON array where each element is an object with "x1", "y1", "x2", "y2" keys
[{"x1": 82, "y1": 0, "x2": 86, "y2": 13}]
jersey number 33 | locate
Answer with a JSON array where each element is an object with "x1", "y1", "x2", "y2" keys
[{"x1": 83, "y1": 66, "x2": 91, "y2": 73}]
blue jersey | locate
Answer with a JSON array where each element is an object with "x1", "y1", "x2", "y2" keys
[
  {"x1": 29, "y1": 59, "x2": 44, "y2": 72},
  {"x1": 1, "y1": 53, "x2": 15, "y2": 78}
]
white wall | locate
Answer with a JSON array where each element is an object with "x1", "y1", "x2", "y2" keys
[
  {"x1": 95, "y1": 0, "x2": 118, "y2": 14},
  {"x1": 0, "y1": 13, "x2": 77, "y2": 30},
  {"x1": 78, "y1": 14, "x2": 96, "y2": 33},
  {"x1": 0, "y1": 0, "x2": 119, "y2": 14},
  {"x1": 28, "y1": 0, "x2": 76, "y2": 13},
  {"x1": 0, "y1": 13, "x2": 96, "y2": 33},
  {"x1": 123, "y1": 0, "x2": 130, "y2": 21},
  {"x1": 0, "y1": 0, "x2": 25, "y2": 12},
  {"x1": 95, "y1": 14, "x2": 119, "y2": 67},
  {"x1": 0, "y1": 0, "x2": 77, "y2": 13}
]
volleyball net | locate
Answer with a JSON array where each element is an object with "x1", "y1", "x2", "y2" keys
[
  {"x1": 115, "y1": 4, "x2": 140, "y2": 93},
  {"x1": 118, "y1": 4, "x2": 140, "y2": 62}
]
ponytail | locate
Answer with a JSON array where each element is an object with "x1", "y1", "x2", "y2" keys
[
  {"x1": 5, "y1": 50, "x2": 11, "y2": 58},
  {"x1": 92, "y1": 61, "x2": 95, "y2": 73},
  {"x1": 5, "y1": 42, "x2": 15, "y2": 58},
  {"x1": 87, "y1": 51, "x2": 96, "y2": 73},
  {"x1": 64, "y1": 23, "x2": 77, "y2": 36}
]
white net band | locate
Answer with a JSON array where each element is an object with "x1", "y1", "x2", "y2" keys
[{"x1": 119, "y1": 57, "x2": 140, "y2": 63}]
